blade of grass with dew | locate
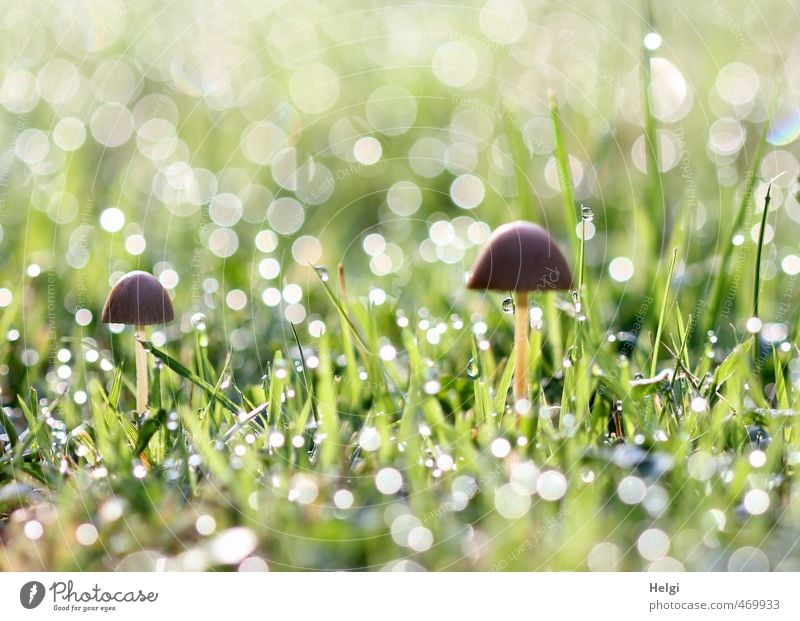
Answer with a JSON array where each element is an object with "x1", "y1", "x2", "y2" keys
[
  {"x1": 193, "y1": 324, "x2": 214, "y2": 384},
  {"x1": 548, "y1": 91, "x2": 577, "y2": 255},
  {"x1": 752, "y1": 184, "x2": 773, "y2": 319},
  {"x1": 87, "y1": 375, "x2": 122, "y2": 471},
  {"x1": 669, "y1": 312, "x2": 692, "y2": 425},
  {"x1": 704, "y1": 121, "x2": 769, "y2": 334},
  {"x1": 469, "y1": 338, "x2": 488, "y2": 423},
  {"x1": 289, "y1": 321, "x2": 317, "y2": 423},
  {"x1": 314, "y1": 268, "x2": 399, "y2": 408},
  {"x1": 399, "y1": 328, "x2": 424, "y2": 442},
  {"x1": 543, "y1": 293, "x2": 563, "y2": 369},
  {"x1": 140, "y1": 340, "x2": 239, "y2": 414},
  {"x1": 91, "y1": 373, "x2": 140, "y2": 469},
  {"x1": 224, "y1": 402, "x2": 268, "y2": 443},
  {"x1": 177, "y1": 406, "x2": 252, "y2": 512},
  {"x1": 714, "y1": 340, "x2": 752, "y2": 389},
  {"x1": 0, "y1": 406, "x2": 19, "y2": 448},
  {"x1": 338, "y1": 264, "x2": 361, "y2": 408},
  {"x1": 134, "y1": 409, "x2": 167, "y2": 455},
  {"x1": 752, "y1": 184, "x2": 774, "y2": 366},
  {"x1": 268, "y1": 351, "x2": 285, "y2": 428},
  {"x1": 493, "y1": 353, "x2": 515, "y2": 418},
  {"x1": 773, "y1": 348, "x2": 789, "y2": 410},
  {"x1": 149, "y1": 357, "x2": 166, "y2": 463},
  {"x1": 202, "y1": 352, "x2": 235, "y2": 436},
  {"x1": 350, "y1": 297, "x2": 399, "y2": 414},
  {"x1": 650, "y1": 248, "x2": 678, "y2": 377},
  {"x1": 18, "y1": 389, "x2": 52, "y2": 465},
  {"x1": 316, "y1": 333, "x2": 340, "y2": 471}
]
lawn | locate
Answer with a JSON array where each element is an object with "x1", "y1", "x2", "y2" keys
[{"x1": 1, "y1": 0, "x2": 800, "y2": 571}]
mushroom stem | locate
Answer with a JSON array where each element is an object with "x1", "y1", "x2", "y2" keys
[
  {"x1": 134, "y1": 324, "x2": 148, "y2": 416},
  {"x1": 513, "y1": 290, "x2": 529, "y2": 407}
]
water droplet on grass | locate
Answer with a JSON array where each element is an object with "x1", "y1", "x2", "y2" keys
[
  {"x1": 501, "y1": 297, "x2": 514, "y2": 313},
  {"x1": 581, "y1": 205, "x2": 594, "y2": 221},
  {"x1": 466, "y1": 357, "x2": 479, "y2": 378},
  {"x1": 314, "y1": 266, "x2": 329, "y2": 282},
  {"x1": 570, "y1": 290, "x2": 582, "y2": 314},
  {"x1": 190, "y1": 312, "x2": 207, "y2": 330}
]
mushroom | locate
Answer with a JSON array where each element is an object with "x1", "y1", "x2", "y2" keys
[
  {"x1": 101, "y1": 271, "x2": 174, "y2": 416},
  {"x1": 467, "y1": 220, "x2": 572, "y2": 408}
]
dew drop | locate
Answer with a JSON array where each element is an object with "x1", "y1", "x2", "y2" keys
[
  {"x1": 314, "y1": 266, "x2": 329, "y2": 282},
  {"x1": 571, "y1": 290, "x2": 582, "y2": 314},
  {"x1": 190, "y1": 312, "x2": 207, "y2": 330},
  {"x1": 581, "y1": 205, "x2": 594, "y2": 221},
  {"x1": 502, "y1": 297, "x2": 514, "y2": 314},
  {"x1": 466, "y1": 357, "x2": 479, "y2": 379}
]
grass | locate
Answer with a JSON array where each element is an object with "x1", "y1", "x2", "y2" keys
[{"x1": 1, "y1": 0, "x2": 800, "y2": 572}]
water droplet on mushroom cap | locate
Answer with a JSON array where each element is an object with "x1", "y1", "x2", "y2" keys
[{"x1": 466, "y1": 221, "x2": 572, "y2": 292}]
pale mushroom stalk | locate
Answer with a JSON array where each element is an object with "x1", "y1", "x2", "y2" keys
[
  {"x1": 513, "y1": 290, "x2": 529, "y2": 404},
  {"x1": 135, "y1": 324, "x2": 148, "y2": 414}
]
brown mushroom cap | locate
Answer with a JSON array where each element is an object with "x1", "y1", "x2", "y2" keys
[
  {"x1": 466, "y1": 220, "x2": 572, "y2": 292},
  {"x1": 101, "y1": 271, "x2": 174, "y2": 325}
]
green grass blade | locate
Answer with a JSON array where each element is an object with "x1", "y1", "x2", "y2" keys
[
  {"x1": 140, "y1": 340, "x2": 240, "y2": 414},
  {"x1": 548, "y1": 91, "x2": 577, "y2": 253},
  {"x1": 704, "y1": 121, "x2": 769, "y2": 333},
  {"x1": 752, "y1": 184, "x2": 773, "y2": 318},
  {"x1": 651, "y1": 248, "x2": 678, "y2": 376}
]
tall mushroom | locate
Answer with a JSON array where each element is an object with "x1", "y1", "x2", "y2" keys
[
  {"x1": 101, "y1": 271, "x2": 174, "y2": 416},
  {"x1": 467, "y1": 221, "x2": 572, "y2": 408}
]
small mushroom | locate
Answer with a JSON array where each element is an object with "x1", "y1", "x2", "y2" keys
[
  {"x1": 101, "y1": 271, "x2": 174, "y2": 416},
  {"x1": 467, "y1": 220, "x2": 572, "y2": 408}
]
